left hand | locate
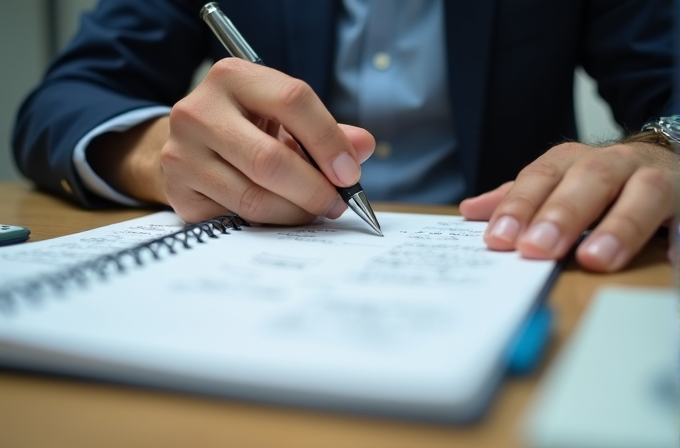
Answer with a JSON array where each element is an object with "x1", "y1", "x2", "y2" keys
[{"x1": 459, "y1": 141, "x2": 679, "y2": 272}]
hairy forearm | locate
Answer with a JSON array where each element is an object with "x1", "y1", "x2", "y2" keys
[
  {"x1": 620, "y1": 130, "x2": 672, "y2": 148},
  {"x1": 619, "y1": 131, "x2": 680, "y2": 170}
]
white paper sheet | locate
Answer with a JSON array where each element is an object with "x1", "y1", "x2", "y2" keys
[{"x1": 0, "y1": 211, "x2": 556, "y2": 420}]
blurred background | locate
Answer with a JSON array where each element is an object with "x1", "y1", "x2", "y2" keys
[{"x1": 0, "y1": 0, "x2": 622, "y2": 182}]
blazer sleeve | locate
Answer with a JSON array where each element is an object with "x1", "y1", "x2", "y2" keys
[
  {"x1": 579, "y1": 0, "x2": 678, "y2": 131},
  {"x1": 11, "y1": 0, "x2": 211, "y2": 208}
]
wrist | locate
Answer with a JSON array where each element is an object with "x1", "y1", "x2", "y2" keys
[
  {"x1": 628, "y1": 116, "x2": 680, "y2": 156},
  {"x1": 619, "y1": 131, "x2": 671, "y2": 149},
  {"x1": 88, "y1": 117, "x2": 169, "y2": 204}
]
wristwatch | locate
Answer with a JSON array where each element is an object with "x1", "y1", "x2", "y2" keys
[{"x1": 639, "y1": 115, "x2": 680, "y2": 154}]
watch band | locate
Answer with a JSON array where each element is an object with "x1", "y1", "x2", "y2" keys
[{"x1": 638, "y1": 115, "x2": 680, "y2": 154}]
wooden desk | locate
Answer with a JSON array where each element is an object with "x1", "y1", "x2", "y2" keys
[{"x1": 0, "y1": 181, "x2": 672, "y2": 448}]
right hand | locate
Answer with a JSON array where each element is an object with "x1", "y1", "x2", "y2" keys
[
  {"x1": 92, "y1": 58, "x2": 375, "y2": 224},
  {"x1": 164, "y1": 58, "x2": 375, "y2": 224}
]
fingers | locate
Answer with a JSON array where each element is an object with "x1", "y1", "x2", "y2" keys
[
  {"x1": 479, "y1": 141, "x2": 677, "y2": 272},
  {"x1": 163, "y1": 58, "x2": 363, "y2": 223},
  {"x1": 459, "y1": 181, "x2": 514, "y2": 221},
  {"x1": 576, "y1": 167, "x2": 676, "y2": 271},
  {"x1": 515, "y1": 144, "x2": 638, "y2": 259},
  {"x1": 162, "y1": 140, "x2": 345, "y2": 224},
  {"x1": 212, "y1": 119, "x2": 342, "y2": 215},
  {"x1": 217, "y1": 59, "x2": 363, "y2": 188},
  {"x1": 484, "y1": 143, "x2": 587, "y2": 251},
  {"x1": 276, "y1": 124, "x2": 375, "y2": 164}
]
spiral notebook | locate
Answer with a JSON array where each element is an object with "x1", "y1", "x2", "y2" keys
[{"x1": 0, "y1": 211, "x2": 557, "y2": 422}]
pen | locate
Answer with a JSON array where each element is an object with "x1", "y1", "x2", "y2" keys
[{"x1": 200, "y1": 2, "x2": 382, "y2": 236}]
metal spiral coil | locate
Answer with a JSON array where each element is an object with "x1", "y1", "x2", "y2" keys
[{"x1": 0, "y1": 215, "x2": 248, "y2": 315}]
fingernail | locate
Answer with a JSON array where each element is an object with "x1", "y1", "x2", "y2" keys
[
  {"x1": 582, "y1": 233, "x2": 622, "y2": 266},
  {"x1": 489, "y1": 216, "x2": 520, "y2": 243},
  {"x1": 325, "y1": 196, "x2": 347, "y2": 219},
  {"x1": 522, "y1": 221, "x2": 561, "y2": 253},
  {"x1": 331, "y1": 152, "x2": 360, "y2": 186}
]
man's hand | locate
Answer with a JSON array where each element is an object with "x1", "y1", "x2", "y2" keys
[
  {"x1": 89, "y1": 58, "x2": 375, "y2": 225},
  {"x1": 460, "y1": 141, "x2": 679, "y2": 272}
]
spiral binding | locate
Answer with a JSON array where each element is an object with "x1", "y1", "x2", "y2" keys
[{"x1": 0, "y1": 215, "x2": 249, "y2": 315}]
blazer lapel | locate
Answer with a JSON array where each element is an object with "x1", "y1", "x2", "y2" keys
[{"x1": 444, "y1": 0, "x2": 497, "y2": 194}]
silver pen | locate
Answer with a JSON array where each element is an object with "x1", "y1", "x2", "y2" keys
[{"x1": 200, "y1": 2, "x2": 382, "y2": 236}]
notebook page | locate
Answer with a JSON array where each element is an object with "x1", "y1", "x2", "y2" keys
[
  {"x1": 0, "y1": 211, "x2": 556, "y2": 417},
  {"x1": 0, "y1": 211, "x2": 185, "y2": 283}
]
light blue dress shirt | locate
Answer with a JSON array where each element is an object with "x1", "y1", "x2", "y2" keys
[
  {"x1": 328, "y1": 0, "x2": 464, "y2": 203},
  {"x1": 75, "y1": 0, "x2": 463, "y2": 205}
]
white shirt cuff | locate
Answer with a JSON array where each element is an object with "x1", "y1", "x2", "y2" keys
[{"x1": 72, "y1": 106, "x2": 171, "y2": 206}]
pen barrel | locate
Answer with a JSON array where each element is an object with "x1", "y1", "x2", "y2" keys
[
  {"x1": 297, "y1": 139, "x2": 363, "y2": 201},
  {"x1": 200, "y1": 2, "x2": 260, "y2": 63},
  {"x1": 297, "y1": 141, "x2": 321, "y2": 171}
]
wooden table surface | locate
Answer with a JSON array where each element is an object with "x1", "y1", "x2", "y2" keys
[{"x1": 0, "y1": 181, "x2": 672, "y2": 448}]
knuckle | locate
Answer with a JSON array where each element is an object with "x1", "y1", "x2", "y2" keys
[
  {"x1": 238, "y1": 184, "x2": 270, "y2": 222},
  {"x1": 159, "y1": 142, "x2": 183, "y2": 169},
  {"x1": 210, "y1": 57, "x2": 248, "y2": 79},
  {"x1": 540, "y1": 198, "x2": 581, "y2": 221},
  {"x1": 310, "y1": 123, "x2": 340, "y2": 149},
  {"x1": 249, "y1": 138, "x2": 285, "y2": 182},
  {"x1": 551, "y1": 141, "x2": 582, "y2": 155},
  {"x1": 606, "y1": 212, "x2": 647, "y2": 239},
  {"x1": 276, "y1": 78, "x2": 312, "y2": 110},
  {"x1": 605, "y1": 143, "x2": 637, "y2": 160},
  {"x1": 168, "y1": 192, "x2": 212, "y2": 224},
  {"x1": 168, "y1": 99, "x2": 200, "y2": 134},
  {"x1": 496, "y1": 193, "x2": 539, "y2": 215},
  {"x1": 635, "y1": 167, "x2": 675, "y2": 197},
  {"x1": 177, "y1": 208, "x2": 207, "y2": 224},
  {"x1": 573, "y1": 156, "x2": 617, "y2": 184},
  {"x1": 306, "y1": 184, "x2": 335, "y2": 215},
  {"x1": 517, "y1": 160, "x2": 561, "y2": 181}
]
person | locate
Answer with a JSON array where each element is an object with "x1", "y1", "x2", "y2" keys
[{"x1": 12, "y1": 0, "x2": 679, "y2": 273}]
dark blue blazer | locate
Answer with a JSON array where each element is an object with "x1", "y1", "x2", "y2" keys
[{"x1": 12, "y1": 0, "x2": 677, "y2": 207}]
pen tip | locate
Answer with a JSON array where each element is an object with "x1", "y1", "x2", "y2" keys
[
  {"x1": 364, "y1": 218, "x2": 381, "y2": 236},
  {"x1": 344, "y1": 190, "x2": 382, "y2": 236}
]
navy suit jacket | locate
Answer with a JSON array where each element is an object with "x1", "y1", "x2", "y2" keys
[{"x1": 12, "y1": 0, "x2": 677, "y2": 207}]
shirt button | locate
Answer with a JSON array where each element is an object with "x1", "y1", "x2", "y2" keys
[
  {"x1": 375, "y1": 141, "x2": 392, "y2": 159},
  {"x1": 60, "y1": 179, "x2": 73, "y2": 194},
  {"x1": 372, "y1": 52, "x2": 391, "y2": 71}
]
